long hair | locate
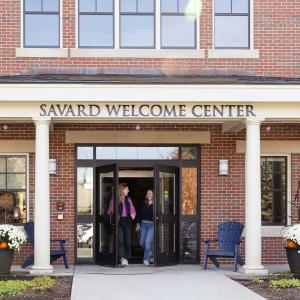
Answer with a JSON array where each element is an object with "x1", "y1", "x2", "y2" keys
[
  {"x1": 145, "y1": 189, "x2": 154, "y2": 203},
  {"x1": 119, "y1": 183, "x2": 128, "y2": 199}
]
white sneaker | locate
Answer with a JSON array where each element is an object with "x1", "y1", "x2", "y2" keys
[
  {"x1": 120, "y1": 258, "x2": 126, "y2": 267},
  {"x1": 143, "y1": 260, "x2": 150, "y2": 266},
  {"x1": 123, "y1": 258, "x2": 129, "y2": 266}
]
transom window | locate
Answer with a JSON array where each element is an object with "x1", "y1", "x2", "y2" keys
[
  {"x1": 261, "y1": 157, "x2": 287, "y2": 226},
  {"x1": 78, "y1": 0, "x2": 198, "y2": 49},
  {"x1": 214, "y1": 0, "x2": 250, "y2": 49},
  {"x1": 0, "y1": 156, "x2": 27, "y2": 224},
  {"x1": 24, "y1": 0, "x2": 60, "y2": 48}
]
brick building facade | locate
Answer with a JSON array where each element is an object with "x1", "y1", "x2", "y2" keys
[{"x1": 0, "y1": 0, "x2": 300, "y2": 275}]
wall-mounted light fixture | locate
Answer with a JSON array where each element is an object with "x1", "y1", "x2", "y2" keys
[
  {"x1": 49, "y1": 159, "x2": 57, "y2": 175},
  {"x1": 219, "y1": 159, "x2": 229, "y2": 176}
]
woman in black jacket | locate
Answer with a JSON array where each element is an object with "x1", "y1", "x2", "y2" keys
[{"x1": 136, "y1": 190, "x2": 154, "y2": 266}]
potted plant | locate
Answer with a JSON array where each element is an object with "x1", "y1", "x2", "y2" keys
[
  {"x1": 284, "y1": 223, "x2": 300, "y2": 276},
  {"x1": 0, "y1": 224, "x2": 26, "y2": 274}
]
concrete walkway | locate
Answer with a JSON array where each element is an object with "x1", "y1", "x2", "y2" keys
[{"x1": 71, "y1": 265, "x2": 265, "y2": 300}]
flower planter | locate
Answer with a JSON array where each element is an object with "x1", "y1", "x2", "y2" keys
[
  {"x1": 285, "y1": 246, "x2": 300, "y2": 276},
  {"x1": 0, "y1": 249, "x2": 14, "y2": 274},
  {"x1": 0, "y1": 242, "x2": 8, "y2": 249}
]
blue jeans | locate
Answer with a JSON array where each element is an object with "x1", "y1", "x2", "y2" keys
[{"x1": 139, "y1": 223, "x2": 154, "y2": 261}]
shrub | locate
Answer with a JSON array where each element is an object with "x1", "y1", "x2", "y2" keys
[{"x1": 269, "y1": 278, "x2": 300, "y2": 290}]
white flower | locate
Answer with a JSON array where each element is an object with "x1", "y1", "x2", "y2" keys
[
  {"x1": 0, "y1": 224, "x2": 27, "y2": 251},
  {"x1": 283, "y1": 223, "x2": 300, "y2": 246}
]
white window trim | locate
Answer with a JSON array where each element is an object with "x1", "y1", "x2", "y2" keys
[
  {"x1": 16, "y1": 0, "x2": 68, "y2": 58},
  {"x1": 261, "y1": 153, "x2": 291, "y2": 238},
  {"x1": 71, "y1": 0, "x2": 205, "y2": 58},
  {"x1": 0, "y1": 153, "x2": 30, "y2": 224},
  {"x1": 208, "y1": 0, "x2": 259, "y2": 59}
]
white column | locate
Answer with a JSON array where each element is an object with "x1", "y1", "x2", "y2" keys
[
  {"x1": 242, "y1": 119, "x2": 268, "y2": 275},
  {"x1": 30, "y1": 119, "x2": 53, "y2": 275}
]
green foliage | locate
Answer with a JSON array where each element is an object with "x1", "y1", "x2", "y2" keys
[
  {"x1": 0, "y1": 276, "x2": 56, "y2": 299},
  {"x1": 252, "y1": 279, "x2": 264, "y2": 285},
  {"x1": 269, "y1": 278, "x2": 300, "y2": 290}
]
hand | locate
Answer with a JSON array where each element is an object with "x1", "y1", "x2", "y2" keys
[
  {"x1": 136, "y1": 223, "x2": 141, "y2": 232},
  {"x1": 131, "y1": 213, "x2": 136, "y2": 220}
]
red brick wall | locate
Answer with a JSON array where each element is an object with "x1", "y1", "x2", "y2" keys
[
  {"x1": 0, "y1": 0, "x2": 299, "y2": 77},
  {"x1": 1, "y1": 122, "x2": 300, "y2": 266}
]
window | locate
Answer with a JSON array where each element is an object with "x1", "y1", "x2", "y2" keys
[
  {"x1": 261, "y1": 157, "x2": 287, "y2": 226},
  {"x1": 78, "y1": 0, "x2": 114, "y2": 47},
  {"x1": 214, "y1": 0, "x2": 249, "y2": 49},
  {"x1": 0, "y1": 156, "x2": 27, "y2": 224},
  {"x1": 161, "y1": 0, "x2": 196, "y2": 48},
  {"x1": 24, "y1": 0, "x2": 60, "y2": 48},
  {"x1": 120, "y1": 0, "x2": 155, "y2": 48}
]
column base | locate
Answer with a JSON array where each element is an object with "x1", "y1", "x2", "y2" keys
[
  {"x1": 240, "y1": 265, "x2": 268, "y2": 275},
  {"x1": 30, "y1": 265, "x2": 53, "y2": 275}
]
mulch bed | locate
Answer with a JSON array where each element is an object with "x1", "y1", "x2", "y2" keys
[
  {"x1": 3, "y1": 277, "x2": 73, "y2": 300},
  {"x1": 237, "y1": 278, "x2": 300, "y2": 300}
]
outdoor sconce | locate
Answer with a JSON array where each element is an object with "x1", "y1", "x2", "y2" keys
[
  {"x1": 49, "y1": 159, "x2": 57, "y2": 175},
  {"x1": 219, "y1": 159, "x2": 229, "y2": 176}
]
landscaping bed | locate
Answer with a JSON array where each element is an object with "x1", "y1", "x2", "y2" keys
[
  {"x1": 0, "y1": 276, "x2": 73, "y2": 300},
  {"x1": 236, "y1": 274, "x2": 300, "y2": 300}
]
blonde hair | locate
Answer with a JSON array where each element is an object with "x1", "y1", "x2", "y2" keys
[{"x1": 119, "y1": 183, "x2": 128, "y2": 198}]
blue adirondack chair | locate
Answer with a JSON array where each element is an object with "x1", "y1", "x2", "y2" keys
[
  {"x1": 21, "y1": 222, "x2": 69, "y2": 269},
  {"x1": 203, "y1": 221, "x2": 244, "y2": 272}
]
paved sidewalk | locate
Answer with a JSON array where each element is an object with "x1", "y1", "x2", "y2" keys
[{"x1": 71, "y1": 265, "x2": 265, "y2": 300}]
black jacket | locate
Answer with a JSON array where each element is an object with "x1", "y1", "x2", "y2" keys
[{"x1": 137, "y1": 201, "x2": 153, "y2": 223}]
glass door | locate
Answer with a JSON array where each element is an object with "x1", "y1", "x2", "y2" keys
[
  {"x1": 154, "y1": 165, "x2": 179, "y2": 266},
  {"x1": 95, "y1": 164, "x2": 118, "y2": 266}
]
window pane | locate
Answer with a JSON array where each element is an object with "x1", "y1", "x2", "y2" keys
[
  {"x1": 0, "y1": 158, "x2": 6, "y2": 172},
  {"x1": 77, "y1": 168, "x2": 93, "y2": 215},
  {"x1": 215, "y1": 16, "x2": 249, "y2": 48},
  {"x1": 79, "y1": 0, "x2": 95, "y2": 12},
  {"x1": 120, "y1": 16, "x2": 154, "y2": 48},
  {"x1": 137, "y1": 147, "x2": 158, "y2": 159},
  {"x1": 181, "y1": 168, "x2": 197, "y2": 214},
  {"x1": 0, "y1": 192, "x2": 26, "y2": 224},
  {"x1": 182, "y1": 147, "x2": 197, "y2": 160},
  {"x1": 262, "y1": 191, "x2": 286, "y2": 224},
  {"x1": 232, "y1": 0, "x2": 248, "y2": 13},
  {"x1": 7, "y1": 157, "x2": 26, "y2": 173},
  {"x1": 43, "y1": 0, "x2": 60, "y2": 12},
  {"x1": 25, "y1": 14, "x2": 59, "y2": 47},
  {"x1": 138, "y1": 0, "x2": 154, "y2": 13},
  {"x1": 261, "y1": 157, "x2": 286, "y2": 173},
  {"x1": 179, "y1": 0, "x2": 192, "y2": 13},
  {"x1": 161, "y1": 16, "x2": 195, "y2": 48},
  {"x1": 158, "y1": 147, "x2": 178, "y2": 159},
  {"x1": 96, "y1": 147, "x2": 117, "y2": 159},
  {"x1": 97, "y1": 0, "x2": 113, "y2": 12},
  {"x1": 181, "y1": 222, "x2": 197, "y2": 263},
  {"x1": 25, "y1": 0, "x2": 42, "y2": 11},
  {"x1": 116, "y1": 147, "x2": 138, "y2": 159},
  {"x1": 77, "y1": 223, "x2": 93, "y2": 258},
  {"x1": 0, "y1": 174, "x2": 6, "y2": 189},
  {"x1": 161, "y1": 0, "x2": 177, "y2": 13},
  {"x1": 120, "y1": 0, "x2": 136, "y2": 12},
  {"x1": 79, "y1": 15, "x2": 113, "y2": 47},
  {"x1": 7, "y1": 174, "x2": 26, "y2": 189},
  {"x1": 77, "y1": 147, "x2": 93, "y2": 159},
  {"x1": 215, "y1": 0, "x2": 231, "y2": 13}
]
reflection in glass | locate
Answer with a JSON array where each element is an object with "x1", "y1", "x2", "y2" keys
[
  {"x1": 0, "y1": 174, "x2": 5, "y2": 189},
  {"x1": 215, "y1": 0, "x2": 231, "y2": 13},
  {"x1": 77, "y1": 147, "x2": 93, "y2": 159},
  {"x1": 116, "y1": 147, "x2": 138, "y2": 160},
  {"x1": 232, "y1": 0, "x2": 249, "y2": 13},
  {"x1": 137, "y1": 147, "x2": 158, "y2": 159},
  {"x1": 158, "y1": 147, "x2": 178, "y2": 160},
  {"x1": 77, "y1": 168, "x2": 93, "y2": 215},
  {"x1": 181, "y1": 222, "x2": 197, "y2": 263},
  {"x1": 181, "y1": 168, "x2": 197, "y2": 215},
  {"x1": 0, "y1": 192, "x2": 26, "y2": 224},
  {"x1": 7, "y1": 174, "x2": 26, "y2": 190},
  {"x1": 0, "y1": 158, "x2": 6, "y2": 172},
  {"x1": 100, "y1": 172, "x2": 114, "y2": 215},
  {"x1": 43, "y1": 0, "x2": 60, "y2": 12},
  {"x1": 96, "y1": 147, "x2": 117, "y2": 159},
  {"x1": 7, "y1": 157, "x2": 26, "y2": 172},
  {"x1": 159, "y1": 223, "x2": 175, "y2": 254},
  {"x1": 159, "y1": 172, "x2": 175, "y2": 215},
  {"x1": 77, "y1": 223, "x2": 93, "y2": 258},
  {"x1": 182, "y1": 147, "x2": 197, "y2": 160},
  {"x1": 161, "y1": 0, "x2": 177, "y2": 13},
  {"x1": 97, "y1": 0, "x2": 114, "y2": 12},
  {"x1": 25, "y1": 0, "x2": 42, "y2": 11}
]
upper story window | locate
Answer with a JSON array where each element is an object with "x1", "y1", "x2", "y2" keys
[
  {"x1": 79, "y1": 0, "x2": 114, "y2": 48},
  {"x1": 78, "y1": 0, "x2": 198, "y2": 49},
  {"x1": 24, "y1": 0, "x2": 60, "y2": 48},
  {"x1": 214, "y1": 0, "x2": 250, "y2": 49},
  {"x1": 0, "y1": 156, "x2": 27, "y2": 224},
  {"x1": 161, "y1": 0, "x2": 197, "y2": 49},
  {"x1": 261, "y1": 157, "x2": 287, "y2": 226}
]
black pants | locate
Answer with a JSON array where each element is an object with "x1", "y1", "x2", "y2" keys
[{"x1": 118, "y1": 218, "x2": 131, "y2": 259}]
